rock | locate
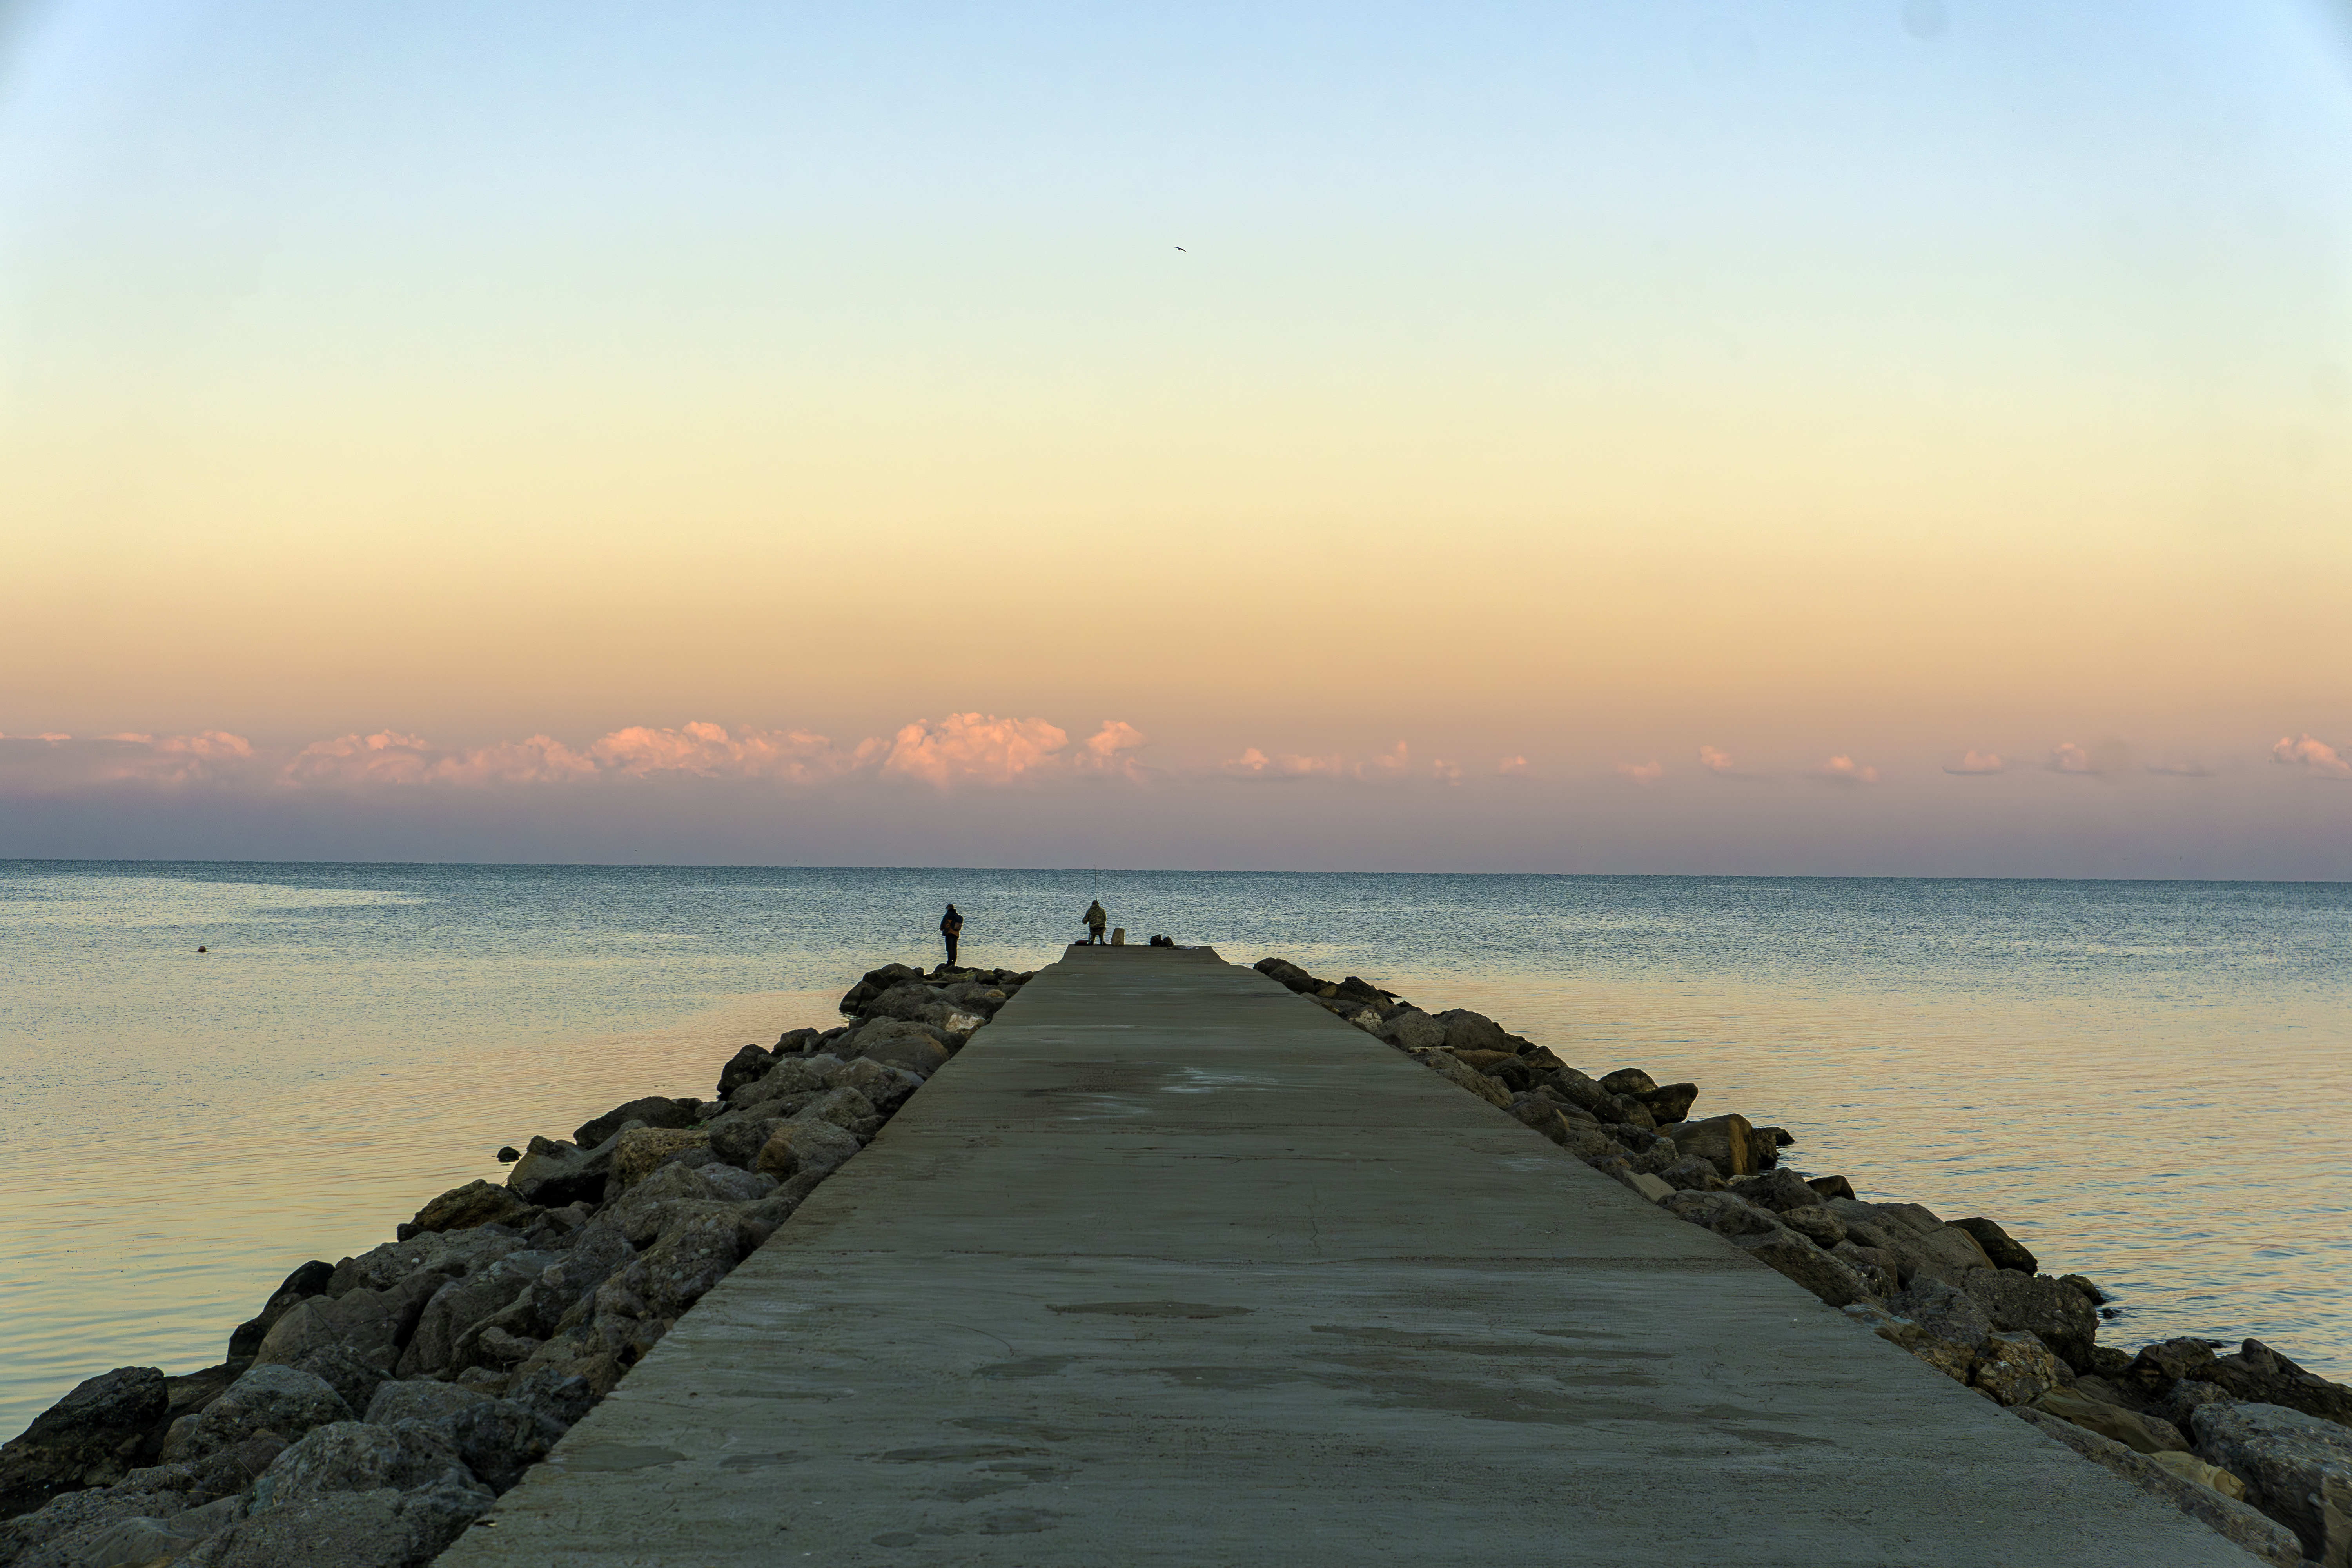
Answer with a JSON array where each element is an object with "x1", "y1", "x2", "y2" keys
[
  {"x1": 227, "y1": 1260, "x2": 337, "y2": 1359},
  {"x1": 2016, "y1": 1408, "x2": 2301, "y2": 1568},
  {"x1": 2061, "y1": 1273, "x2": 2108, "y2": 1304},
  {"x1": 495, "y1": 1145, "x2": 521, "y2": 1164},
  {"x1": 2127, "y1": 1336, "x2": 2220, "y2": 1398},
  {"x1": 396, "y1": 1251, "x2": 559, "y2": 1377},
  {"x1": 0, "y1": 1365, "x2": 169, "y2": 1518},
  {"x1": 826, "y1": 1055, "x2": 924, "y2": 1113},
  {"x1": 1406, "y1": 1048, "x2": 1514, "y2": 1109},
  {"x1": 1828, "y1": 1203, "x2": 1994, "y2": 1288},
  {"x1": 1376, "y1": 1009, "x2": 1449, "y2": 1052},
  {"x1": 1960, "y1": 1270, "x2": 2100, "y2": 1374},
  {"x1": 1557, "y1": 1123, "x2": 1621, "y2": 1162},
  {"x1": 503, "y1": 1368, "x2": 598, "y2": 1435},
  {"x1": 2029, "y1": 1384, "x2": 2190, "y2": 1454},
  {"x1": 1252, "y1": 957, "x2": 1318, "y2": 993},
  {"x1": 1432, "y1": 1008, "x2": 1513, "y2": 1054},
  {"x1": 706, "y1": 1112, "x2": 792, "y2": 1169},
  {"x1": 2158, "y1": 1378, "x2": 2239, "y2": 1432},
  {"x1": 1620, "y1": 1171, "x2": 1674, "y2": 1201},
  {"x1": 1829, "y1": 1242, "x2": 1896, "y2": 1298},
  {"x1": 729, "y1": 1055, "x2": 848, "y2": 1111},
  {"x1": 1658, "y1": 1156, "x2": 1729, "y2": 1192},
  {"x1": 439, "y1": 1399, "x2": 563, "y2": 1494},
  {"x1": 59, "y1": 1501, "x2": 243, "y2": 1568},
  {"x1": 851, "y1": 1027, "x2": 951, "y2": 1079},
  {"x1": 699, "y1": 1164, "x2": 778, "y2": 1203},
  {"x1": 1886, "y1": 1278, "x2": 1994, "y2": 1383},
  {"x1": 596, "y1": 1212, "x2": 744, "y2": 1323},
  {"x1": 1661, "y1": 1114, "x2": 1757, "y2": 1178},
  {"x1": 286, "y1": 1345, "x2": 391, "y2": 1426},
  {"x1": 2188, "y1": 1340, "x2": 2352, "y2": 1429},
  {"x1": 611, "y1": 1127, "x2": 711, "y2": 1189},
  {"x1": 2149, "y1": 1450, "x2": 2248, "y2": 1500},
  {"x1": 1949, "y1": 1216, "x2": 2038, "y2": 1274},
  {"x1": 191, "y1": 1475, "x2": 495, "y2": 1568},
  {"x1": 1658, "y1": 1190, "x2": 1782, "y2": 1240},
  {"x1": 395, "y1": 1180, "x2": 539, "y2": 1243},
  {"x1": 503, "y1": 1134, "x2": 612, "y2": 1208},
  {"x1": 0, "y1": 1465, "x2": 212, "y2": 1567},
  {"x1": 1542, "y1": 1067, "x2": 1620, "y2": 1122},
  {"x1": 1599, "y1": 1067, "x2": 1657, "y2": 1095},
  {"x1": 753, "y1": 1118, "x2": 862, "y2": 1180},
  {"x1": 1776, "y1": 1205, "x2": 1847, "y2": 1249},
  {"x1": 1507, "y1": 1099, "x2": 1576, "y2": 1145},
  {"x1": 1971, "y1": 1330, "x2": 2065, "y2": 1406},
  {"x1": 2192, "y1": 1399, "x2": 2352, "y2": 1566},
  {"x1": 1735, "y1": 1227, "x2": 1869, "y2": 1307},
  {"x1": 572, "y1": 1095, "x2": 698, "y2": 1150},
  {"x1": 1755, "y1": 1125, "x2": 1796, "y2": 1148},
  {"x1": 189, "y1": 1433, "x2": 289, "y2": 1497},
  {"x1": 1729, "y1": 1168, "x2": 1824, "y2": 1213},
  {"x1": 1609, "y1": 1098, "x2": 1658, "y2": 1131},
  {"x1": 249, "y1": 1421, "x2": 472, "y2": 1511},
  {"x1": 326, "y1": 1229, "x2": 523, "y2": 1301},
  {"x1": 160, "y1": 1365, "x2": 352, "y2": 1465},
  {"x1": 365, "y1": 1381, "x2": 490, "y2": 1427},
  {"x1": 1637, "y1": 1082, "x2": 1699, "y2": 1123},
  {"x1": 715, "y1": 1044, "x2": 776, "y2": 1098},
  {"x1": 1805, "y1": 1174, "x2": 1857, "y2": 1201},
  {"x1": 255, "y1": 1262, "x2": 469, "y2": 1375}
]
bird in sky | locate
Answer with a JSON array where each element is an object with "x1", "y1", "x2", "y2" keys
[{"x1": 1174, "y1": 246, "x2": 1185, "y2": 252}]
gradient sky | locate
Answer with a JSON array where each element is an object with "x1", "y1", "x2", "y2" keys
[{"x1": 3, "y1": 1, "x2": 2348, "y2": 873}]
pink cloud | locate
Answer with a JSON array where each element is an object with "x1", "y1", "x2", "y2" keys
[
  {"x1": 1616, "y1": 760, "x2": 1664, "y2": 784},
  {"x1": 2049, "y1": 742, "x2": 2096, "y2": 775},
  {"x1": 1820, "y1": 754, "x2": 1881, "y2": 785},
  {"x1": 1222, "y1": 746, "x2": 1348, "y2": 778},
  {"x1": 882, "y1": 713, "x2": 1070, "y2": 786},
  {"x1": 1075, "y1": 720, "x2": 1148, "y2": 776},
  {"x1": 1699, "y1": 745, "x2": 1733, "y2": 773},
  {"x1": 1943, "y1": 749, "x2": 2005, "y2": 775},
  {"x1": 283, "y1": 731, "x2": 598, "y2": 788},
  {"x1": 1498, "y1": 755, "x2": 1530, "y2": 775},
  {"x1": 2273, "y1": 733, "x2": 2351, "y2": 779},
  {"x1": 590, "y1": 722, "x2": 853, "y2": 782}
]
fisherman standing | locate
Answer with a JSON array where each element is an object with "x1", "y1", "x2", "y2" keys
[
  {"x1": 940, "y1": 902, "x2": 964, "y2": 967},
  {"x1": 1083, "y1": 899, "x2": 1108, "y2": 945}
]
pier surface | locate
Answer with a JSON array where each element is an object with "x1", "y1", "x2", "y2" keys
[{"x1": 442, "y1": 947, "x2": 2248, "y2": 1566}]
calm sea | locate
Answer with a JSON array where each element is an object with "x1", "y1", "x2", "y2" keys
[{"x1": 3, "y1": 862, "x2": 2347, "y2": 1436}]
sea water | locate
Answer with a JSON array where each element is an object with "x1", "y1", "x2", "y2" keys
[{"x1": 3, "y1": 862, "x2": 2346, "y2": 1436}]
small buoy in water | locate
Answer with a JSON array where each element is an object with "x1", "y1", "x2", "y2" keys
[{"x1": 196, "y1": 946, "x2": 207, "y2": 953}]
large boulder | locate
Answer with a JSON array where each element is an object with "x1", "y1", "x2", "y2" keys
[
  {"x1": 1950, "y1": 1216, "x2": 2038, "y2": 1273},
  {"x1": 1734, "y1": 1227, "x2": 1869, "y2": 1307},
  {"x1": 191, "y1": 1473, "x2": 495, "y2": 1568},
  {"x1": 573, "y1": 1096, "x2": 699, "y2": 1150},
  {"x1": 2188, "y1": 1341, "x2": 2352, "y2": 1429},
  {"x1": 826, "y1": 1056, "x2": 923, "y2": 1113},
  {"x1": 0, "y1": 1365, "x2": 169, "y2": 1517},
  {"x1": 1662, "y1": 1114, "x2": 1757, "y2": 1178},
  {"x1": 2192, "y1": 1400, "x2": 2352, "y2": 1567},
  {"x1": 1251, "y1": 957, "x2": 1319, "y2": 993},
  {"x1": 794, "y1": 1086, "x2": 881, "y2": 1138},
  {"x1": 0, "y1": 1464, "x2": 212, "y2": 1566},
  {"x1": 1960, "y1": 1270, "x2": 2099, "y2": 1374},
  {"x1": 592, "y1": 1212, "x2": 745, "y2": 1325},
  {"x1": 611, "y1": 1127, "x2": 710, "y2": 1189},
  {"x1": 1406, "y1": 1049, "x2": 1514, "y2": 1109},
  {"x1": 249, "y1": 1421, "x2": 474, "y2": 1511},
  {"x1": 1657, "y1": 1191, "x2": 1781, "y2": 1241},
  {"x1": 503, "y1": 1133, "x2": 619, "y2": 1208},
  {"x1": 852, "y1": 1028, "x2": 951, "y2": 1080},
  {"x1": 1882, "y1": 1278, "x2": 1995, "y2": 1383},
  {"x1": 708, "y1": 1113, "x2": 792, "y2": 1170},
  {"x1": 396, "y1": 1251, "x2": 560, "y2": 1377},
  {"x1": 396, "y1": 1180, "x2": 538, "y2": 1242},
  {"x1": 1376, "y1": 1009, "x2": 1449, "y2": 1052},
  {"x1": 2016, "y1": 1409, "x2": 2301, "y2": 1568},
  {"x1": 1971, "y1": 1331, "x2": 2066, "y2": 1406},
  {"x1": 1432, "y1": 1009, "x2": 1513, "y2": 1054},
  {"x1": 729, "y1": 1055, "x2": 848, "y2": 1112},
  {"x1": 754, "y1": 1118, "x2": 863, "y2": 1180},
  {"x1": 2033, "y1": 1385, "x2": 2190, "y2": 1455},
  {"x1": 160, "y1": 1365, "x2": 353, "y2": 1465},
  {"x1": 227, "y1": 1260, "x2": 336, "y2": 1359},
  {"x1": 1637, "y1": 1082, "x2": 1699, "y2": 1123},
  {"x1": 327, "y1": 1229, "x2": 523, "y2": 1301},
  {"x1": 285, "y1": 1345, "x2": 392, "y2": 1425},
  {"x1": 1729, "y1": 1168, "x2": 1823, "y2": 1213},
  {"x1": 254, "y1": 1259, "x2": 475, "y2": 1374},
  {"x1": 365, "y1": 1381, "x2": 490, "y2": 1428},
  {"x1": 715, "y1": 1043, "x2": 776, "y2": 1098}
]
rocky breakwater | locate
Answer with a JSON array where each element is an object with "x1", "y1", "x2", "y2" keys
[
  {"x1": 0, "y1": 960, "x2": 1031, "y2": 1568},
  {"x1": 1258, "y1": 955, "x2": 2352, "y2": 1568}
]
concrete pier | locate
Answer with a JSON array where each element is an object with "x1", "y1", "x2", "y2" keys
[{"x1": 442, "y1": 947, "x2": 2250, "y2": 1566}]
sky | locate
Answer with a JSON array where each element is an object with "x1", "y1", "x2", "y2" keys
[{"x1": 2, "y1": 0, "x2": 2348, "y2": 874}]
